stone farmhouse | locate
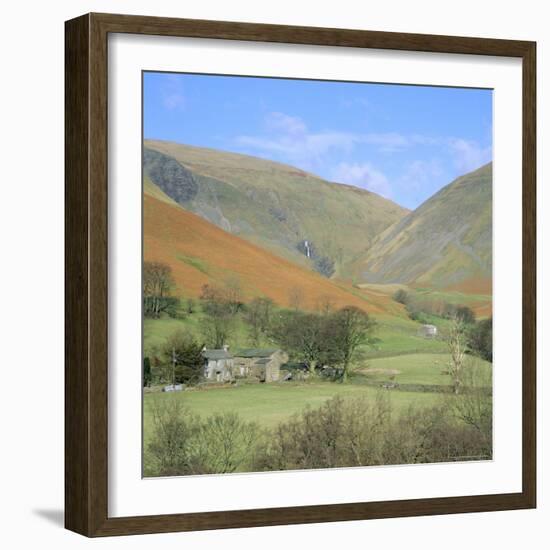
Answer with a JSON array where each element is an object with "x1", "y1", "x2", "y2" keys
[
  {"x1": 202, "y1": 346, "x2": 288, "y2": 383},
  {"x1": 202, "y1": 346, "x2": 234, "y2": 382}
]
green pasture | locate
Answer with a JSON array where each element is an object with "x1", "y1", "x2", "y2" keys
[
  {"x1": 413, "y1": 287, "x2": 491, "y2": 307},
  {"x1": 359, "y1": 352, "x2": 491, "y2": 386},
  {"x1": 363, "y1": 315, "x2": 448, "y2": 358},
  {"x1": 143, "y1": 376, "x2": 442, "y2": 435}
]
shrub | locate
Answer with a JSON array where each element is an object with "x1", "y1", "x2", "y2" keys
[
  {"x1": 151, "y1": 330, "x2": 204, "y2": 385},
  {"x1": 146, "y1": 398, "x2": 261, "y2": 476},
  {"x1": 455, "y1": 305, "x2": 476, "y2": 324},
  {"x1": 315, "y1": 256, "x2": 335, "y2": 278},
  {"x1": 253, "y1": 393, "x2": 492, "y2": 471},
  {"x1": 185, "y1": 298, "x2": 196, "y2": 315},
  {"x1": 468, "y1": 317, "x2": 493, "y2": 361},
  {"x1": 143, "y1": 295, "x2": 179, "y2": 318},
  {"x1": 392, "y1": 289, "x2": 410, "y2": 305},
  {"x1": 404, "y1": 297, "x2": 475, "y2": 325}
]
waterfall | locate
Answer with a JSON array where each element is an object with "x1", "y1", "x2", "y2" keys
[{"x1": 304, "y1": 240, "x2": 311, "y2": 258}]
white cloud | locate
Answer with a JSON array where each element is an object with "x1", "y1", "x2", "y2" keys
[
  {"x1": 339, "y1": 97, "x2": 371, "y2": 109},
  {"x1": 332, "y1": 162, "x2": 392, "y2": 198},
  {"x1": 363, "y1": 132, "x2": 410, "y2": 153},
  {"x1": 399, "y1": 159, "x2": 443, "y2": 190},
  {"x1": 235, "y1": 112, "x2": 358, "y2": 169},
  {"x1": 448, "y1": 138, "x2": 492, "y2": 173},
  {"x1": 161, "y1": 75, "x2": 186, "y2": 111},
  {"x1": 265, "y1": 112, "x2": 307, "y2": 135},
  {"x1": 234, "y1": 111, "x2": 434, "y2": 172},
  {"x1": 234, "y1": 111, "x2": 457, "y2": 188},
  {"x1": 163, "y1": 93, "x2": 185, "y2": 110}
]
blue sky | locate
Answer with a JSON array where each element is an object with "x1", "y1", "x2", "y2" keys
[{"x1": 143, "y1": 72, "x2": 492, "y2": 209}]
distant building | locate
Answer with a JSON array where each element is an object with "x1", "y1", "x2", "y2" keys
[
  {"x1": 202, "y1": 345, "x2": 234, "y2": 382},
  {"x1": 201, "y1": 346, "x2": 288, "y2": 383},
  {"x1": 420, "y1": 324, "x2": 438, "y2": 338},
  {"x1": 233, "y1": 349, "x2": 288, "y2": 383}
]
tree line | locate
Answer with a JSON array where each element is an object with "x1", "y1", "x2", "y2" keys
[
  {"x1": 143, "y1": 262, "x2": 378, "y2": 386},
  {"x1": 271, "y1": 306, "x2": 376, "y2": 382}
]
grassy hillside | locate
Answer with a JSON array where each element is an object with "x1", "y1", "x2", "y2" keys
[
  {"x1": 357, "y1": 282, "x2": 492, "y2": 319},
  {"x1": 144, "y1": 140, "x2": 408, "y2": 278},
  {"x1": 144, "y1": 193, "x2": 397, "y2": 314},
  {"x1": 353, "y1": 163, "x2": 492, "y2": 289}
]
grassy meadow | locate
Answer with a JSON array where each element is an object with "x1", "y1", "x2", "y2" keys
[
  {"x1": 143, "y1": 344, "x2": 491, "y2": 431},
  {"x1": 143, "y1": 356, "x2": 448, "y2": 429}
]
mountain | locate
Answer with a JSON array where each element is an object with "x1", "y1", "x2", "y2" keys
[
  {"x1": 144, "y1": 192, "x2": 397, "y2": 315},
  {"x1": 352, "y1": 163, "x2": 492, "y2": 289},
  {"x1": 143, "y1": 140, "x2": 408, "y2": 278}
]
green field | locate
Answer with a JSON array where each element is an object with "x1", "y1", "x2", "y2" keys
[
  {"x1": 143, "y1": 352, "x2": 491, "y2": 437},
  {"x1": 364, "y1": 315, "x2": 448, "y2": 358},
  {"x1": 144, "y1": 376, "x2": 440, "y2": 432},
  {"x1": 360, "y1": 353, "x2": 490, "y2": 386}
]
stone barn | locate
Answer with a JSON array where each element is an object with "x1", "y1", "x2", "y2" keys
[
  {"x1": 419, "y1": 324, "x2": 438, "y2": 338},
  {"x1": 233, "y1": 349, "x2": 288, "y2": 383},
  {"x1": 202, "y1": 346, "x2": 234, "y2": 382}
]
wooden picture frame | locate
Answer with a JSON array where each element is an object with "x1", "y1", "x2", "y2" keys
[{"x1": 65, "y1": 12, "x2": 536, "y2": 537}]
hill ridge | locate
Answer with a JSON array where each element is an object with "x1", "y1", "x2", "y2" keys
[
  {"x1": 143, "y1": 139, "x2": 409, "y2": 278},
  {"x1": 353, "y1": 162, "x2": 492, "y2": 288}
]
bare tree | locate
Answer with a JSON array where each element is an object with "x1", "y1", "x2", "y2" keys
[
  {"x1": 198, "y1": 412, "x2": 259, "y2": 474},
  {"x1": 316, "y1": 294, "x2": 334, "y2": 316},
  {"x1": 244, "y1": 297, "x2": 274, "y2": 346},
  {"x1": 143, "y1": 261, "x2": 175, "y2": 318},
  {"x1": 446, "y1": 315, "x2": 467, "y2": 394},
  {"x1": 147, "y1": 399, "x2": 259, "y2": 476},
  {"x1": 200, "y1": 312, "x2": 235, "y2": 349},
  {"x1": 288, "y1": 286, "x2": 304, "y2": 311},
  {"x1": 224, "y1": 276, "x2": 243, "y2": 315},
  {"x1": 450, "y1": 360, "x2": 492, "y2": 453},
  {"x1": 199, "y1": 283, "x2": 238, "y2": 348}
]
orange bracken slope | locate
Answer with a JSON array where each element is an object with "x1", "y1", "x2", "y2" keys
[{"x1": 144, "y1": 194, "x2": 392, "y2": 314}]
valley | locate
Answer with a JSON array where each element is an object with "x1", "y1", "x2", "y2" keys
[{"x1": 142, "y1": 140, "x2": 493, "y2": 476}]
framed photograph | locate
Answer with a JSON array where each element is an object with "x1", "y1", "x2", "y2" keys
[{"x1": 65, "y1": 13, "x2": 536, "y2": 537}]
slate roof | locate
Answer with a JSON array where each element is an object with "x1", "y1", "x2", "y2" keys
[{"x1": 202, "y1": 349, "x2": 233, "y2": 360}]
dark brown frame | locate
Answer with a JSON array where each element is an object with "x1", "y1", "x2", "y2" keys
[{"x1": 65, "y1": 12, "x2": 536, "y2": 537}]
